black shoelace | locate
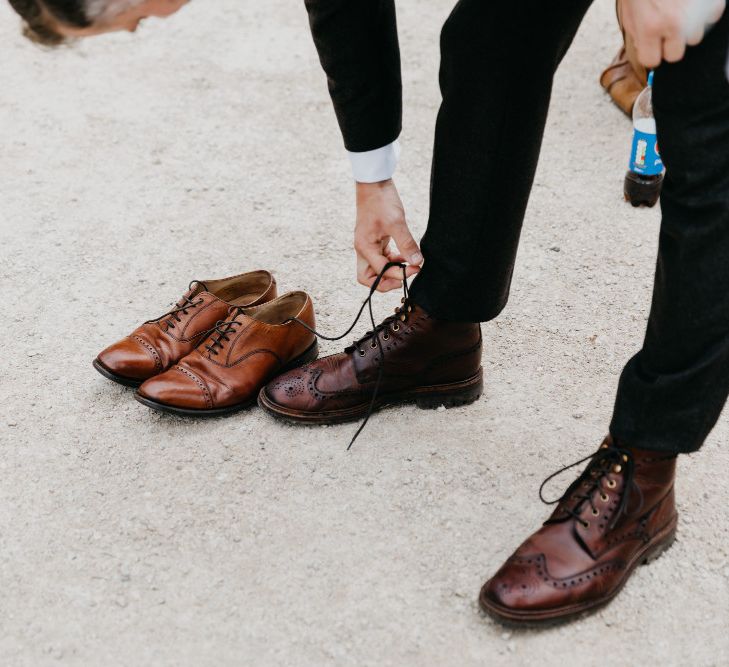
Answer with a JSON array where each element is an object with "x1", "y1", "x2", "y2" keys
[
  {"x1": 204, "y1": 306, "x2": 247, "y2": 356},
  {"x1": 538, "y1": 442, "x2": 640, "y2": 530},
  {"x1": 146, "y1": 280, "x2": 208, "y2": 330},
  {"x1": 285, "y1": 261, "x2": 411, "y2": 450}
]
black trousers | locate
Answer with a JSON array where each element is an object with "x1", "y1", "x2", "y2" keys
[{"x1": 409, "y1": 1, "x2": 729, "y2": 454}]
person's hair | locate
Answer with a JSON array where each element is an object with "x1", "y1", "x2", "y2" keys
[{"x1": 7, "y1": 0, "x2": 89, "y2": 45}]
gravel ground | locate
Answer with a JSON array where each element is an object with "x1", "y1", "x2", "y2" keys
[{"x1": 1, "y1": 1, "x2": 728, "y2": 665}]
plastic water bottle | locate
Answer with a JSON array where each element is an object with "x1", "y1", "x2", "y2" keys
[{"x1": 624, "y1": 71, "x2": 664, "y2": 207}]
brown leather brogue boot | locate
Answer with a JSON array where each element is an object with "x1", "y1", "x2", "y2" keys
[
  {"x1": 94, "y1": 270, "x2": 276, "y2": 387},
  {"x1": 135, "y1": 292, "x2": 318, "y2": 416},
  {"x1": 258, "y1": 297, "x2": 482, "y2": 425},
  {"x1": 479, "y1": 436, "x2": 678, "y2": 626}
]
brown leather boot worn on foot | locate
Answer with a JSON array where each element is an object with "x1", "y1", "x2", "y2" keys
[
  {"x1": 479, "y1": 435, "x2": 677, "y2": 626},
  {"x1": 258, "y1": 297, "x2": 483, "y2": 425},
  {"x1": 93, "y1": 270, "x2": 276, "y2": 387},
  {"x1": 135, "y1": 291, "x2": 318, "y2": 416}
]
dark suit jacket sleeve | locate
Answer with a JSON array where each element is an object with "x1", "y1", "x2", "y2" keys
[{"x1": 304, "y1": 0, "x2": 402, "y2": 153}]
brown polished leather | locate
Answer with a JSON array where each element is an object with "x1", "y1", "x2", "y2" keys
[
  {"x1": 600, "y1": 1, "x2": 648, "y2": 116},
  {"x1": 94, "y1": 271, "x2": 276, "y2": 386},
  {"x1": 135, "y1": 292, "x2": 317, "y2": 414},
  {"x1": 480, "y1": 436, "x2": 677, "y2": 625},
  {"x1": 259, "y1": 302, "x2": 483, "y2": 423}
]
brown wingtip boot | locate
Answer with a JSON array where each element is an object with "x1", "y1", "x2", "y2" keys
[
  {"x1": 258, "y1": 299, "x2": 483, "y2": 425},
  {"x1": 479, "y1": 435, "x2": 677, "y2": 626},
  {"x1": 93, "y1": 270, "x2": 276, "y2": 387}
]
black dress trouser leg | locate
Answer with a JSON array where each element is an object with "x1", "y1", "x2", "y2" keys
[
  {"x1": 409, "y1": 1, "x2": 729, "y2": 454},
  {"x1": 409, "y1": 0, "x2": 594, "y2": 319},
  {"x1": 610, "y1": 12, "x2": 729, "y2": 453}
]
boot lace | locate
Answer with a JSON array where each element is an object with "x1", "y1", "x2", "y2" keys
[
  {"x1": 285, "y1": 261, "x2": 410, "y2": 450},
  {"x1": 538, "y1": 441, "x2": 641, "y2": 530},
  {"x1": 146, "y1": 280, "x2": 208, "y2": 330}
]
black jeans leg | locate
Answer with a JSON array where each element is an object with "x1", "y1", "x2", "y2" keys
[
  {"x1": 610, "y1": 12, "x2": 729, "y2": 454},
  {"x1": 409, "y1": 0, "x2": 593, "y2": 321}
]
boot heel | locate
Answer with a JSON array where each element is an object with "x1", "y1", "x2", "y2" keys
[
  {"x1": 415, "y1": 370, "x2": 483, "y2": 410},
  {"x1": 280, "y1": 340, "x2": 319, "y2": 373},
  {"x1": 642, "y1": 526, "x2": 677, "y2": 565}
]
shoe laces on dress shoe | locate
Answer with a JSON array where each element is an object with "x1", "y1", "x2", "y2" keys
[
  {"x1": 145, "y1": 279, "x2": 208, "y2": 330},
  {"x1": 285, "y1": 261, "x2": 412, "y2": 450},
  {"x1": 203, "y1": 306, "x2": 247, "y2": 356}
]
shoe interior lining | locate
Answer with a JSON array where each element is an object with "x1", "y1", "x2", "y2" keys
[
  {"x1": 248, "y1": 292, "x2": 307, "y2": 325},
  {"x1": 203, "y1": 271, "x2": 272, "y2": 306}
]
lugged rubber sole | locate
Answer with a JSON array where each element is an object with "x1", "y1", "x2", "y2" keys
[
  {"x1": 258, "y1": 367, "x2": 484, "y2": 425},
  {"x1": 133, "y1": 341, "x2": 319, "y2": 417},
  {"x1": 478, "y1": 514, "x2": 678, "y2": 628}
]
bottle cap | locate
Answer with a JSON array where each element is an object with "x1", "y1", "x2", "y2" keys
[{"x1": 647, "y1": 70, "x2": 654, "y2": 87}]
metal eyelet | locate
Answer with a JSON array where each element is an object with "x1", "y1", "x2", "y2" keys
[
  {"x1": 592, "y1": 508, "x2": 600, "y2": 517},
  {"x1": 383, "y1": 333, "x2": 390, "y2": 341},
  {"x1": 370, "y1": 340, "x2": 377, "y2": 348},
  {"x1": 600, "y1": 493, "x2": 609, "y2": 502},
  {"x1": 392, "y1": 324, "x2": 400, "y2": 332},
  {"x1": 359, "y1": 349, "x2": 366, "y2": 357},
  {"x1": 607, "y1": 479, "x2": 617, "y2": 489},
  {"x1": 582, "y1": 521, "x2": 590, "y2": 529}
]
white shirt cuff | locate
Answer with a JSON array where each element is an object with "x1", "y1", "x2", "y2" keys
[{"x1": 347, "y1": 140, "x2": 401, "y2": 183}]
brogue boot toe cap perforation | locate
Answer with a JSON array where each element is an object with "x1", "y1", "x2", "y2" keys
[
  {"x1": 483, "y1": 553, "x2": 627, "y2": 614},
  {"x1": 266, "y1": 367, "x2": 330, "y2": 409}
]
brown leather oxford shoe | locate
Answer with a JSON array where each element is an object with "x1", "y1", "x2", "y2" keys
[
  {"x1": 479, "y1": 436, "x2": 677, "y2": 626},
  {"x1": 258, "y1": 298, "x2": 483, "y2": 425},
  {"x1": 93, "y1": 270, "x2": 276, "y2": 387},
  {"x1": 135, "y1": 291, "x2": 318, "y2": 416}
]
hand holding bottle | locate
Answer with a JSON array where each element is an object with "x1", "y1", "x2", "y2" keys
[{"x1": 621, "y1": 0, "x2": 726, "y2": 67}]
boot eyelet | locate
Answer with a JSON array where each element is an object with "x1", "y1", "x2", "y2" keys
[
  {"x1": 383, "y1": 333, "x2": 390, "y2": 341},
  {"x1": 359, "y1": 349, "x2": 366, "y2": 357},
  {"x1": 600, "y1": 493, "x2": 609, "y2": 502},
  {"x1": 592, "y1": 508, "x2": 600, "y2": 517},
  {"x1": 606, "y1": 479, "x2": 617, "y2": 489},
  {"x1": 370, "y1": 341, "x2": 377, "y2": 349},
  {"x1": 582, "y1": 521, "x2": 590, "y2": 529},
  {"x1": 392, "y1": 324, "x2": 400, "y2": 332}
]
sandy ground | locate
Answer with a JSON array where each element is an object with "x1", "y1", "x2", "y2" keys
[{"x1": 1, "y1": 1, "x2": 728, "y2": 665}]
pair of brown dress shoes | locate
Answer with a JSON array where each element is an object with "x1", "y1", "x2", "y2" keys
[
  {"x1": 93, "y1": 270, "x2": 318, "y2": 415},
  {"x1": 94, "y1": 272, "x2": 679, "y2": 627}
]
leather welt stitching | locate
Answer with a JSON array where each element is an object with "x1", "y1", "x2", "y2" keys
[
  {"x1": 130, "y1": 335, "x2": 162, "y2": 371},
  {"x1": 173, "y1": 366, "x2": 213, "y2": 408}
]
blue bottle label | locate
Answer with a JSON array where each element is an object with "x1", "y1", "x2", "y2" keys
[{"x1": 629, "y1": 129, "x2": 663, "y2": 175}]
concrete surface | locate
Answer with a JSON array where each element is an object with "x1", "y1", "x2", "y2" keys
[{"x1": 1, "y1": 1, "x2": 728, "y2": 665}]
